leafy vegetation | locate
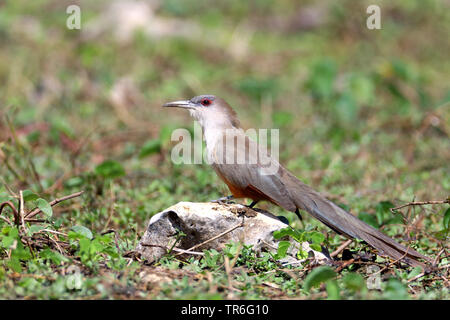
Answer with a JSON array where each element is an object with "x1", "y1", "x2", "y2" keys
[{"x1": 0, "y1": 0, "x2": 449, "y2": 299}]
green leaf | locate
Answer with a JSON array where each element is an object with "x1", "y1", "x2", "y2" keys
[
  {"x1": 375, "y1": 201, "x2": 395, "y2": 225},
  {"x1": 326, "y1": 280, "x2": 340, "y2": 300},
  {"x1": 71, "y1": 225, "x2": 93, "y2": 240},
  {"x1": 304, "y1": 266, "x2": 337, "y2": 291},
  {"x1": 39, "y1": 248, "x2": 69, "y2": 265},
  {"x1": 342, "y1": 273, "x2": 366, "y2": 292},
  {"x1": 443, "y1": 208, "x2": 450, "y2": 230},
  {"x1": 272, "y1": 228, "x2": 292, "y2": 239},
  {"x1": 36, "y1": 198, "x2": 53, "y2": 219},
  {"x1": 407, "y1": 266, "x2": 423, "y2": 280},
  {"x1": 22, "y1": 190, "x2": 39, "y2": 202},
  {"x1": 223, "y1": 241, "x2": 241, "y2": 258},
  {"x1": 203, "y1": 249, "x2": 221, "y2": 268},
  {"x1": 384, "y1": 278, "x2": 409, "y2": 300},
  {"x1": 358, "y1": 212, "x2": 379, "y2": 228},
  {"x1": 7, "y1": 257, "x2": 22, "y2": 273},
  {"x1": 8, "y1": 227, "x2": 19, "y2": 239},
  {"x1": 139, "y1": 139, "x2": 161, "y2": 158},
  {"x1": 78, "y1": 238, "x2": 91, "y2": 260},
  {"x1": 2, "y1": 236, "x2": 16, "y2": 249},
  {"x1": 28, "y1": 225, "x2": 46, "y2": 236},
  {"x1": 11, "y1": 244, "x2": 32, "y2": 260},
  {"x1": 95, "y1": 160, "x2": 125, "y2": 179},
  {"x1": 275, "y1": 241, "x2": 291, "y2": 259},
  {"x1": 90, "y1": 238, "x2": 105, "y2": 254},
  {"x1": 297, "y1": 248, "x2": 309, "y2": 260},
  {"x1": 273, "y1": 227, "x2": 303, "y2": 242},
  {"x1": 310, "y1": 231, "x2": 325, "y2": 244}
]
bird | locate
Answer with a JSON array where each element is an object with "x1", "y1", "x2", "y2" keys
[{"x1": 163, "y1": 94, "x2": 431, "y2": 268}]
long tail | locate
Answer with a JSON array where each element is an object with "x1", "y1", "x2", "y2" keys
[{"x1": 284, "y1": 174, "x2": 431, "y2": 268}]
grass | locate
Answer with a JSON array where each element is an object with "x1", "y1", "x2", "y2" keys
[{"x1": 0, "y1": 0, "x2": 449, "y2": 299}]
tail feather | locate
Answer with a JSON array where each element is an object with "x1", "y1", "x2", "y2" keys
[{"x1": 286, "y1": 177, "x2": 431, "y2": 267}]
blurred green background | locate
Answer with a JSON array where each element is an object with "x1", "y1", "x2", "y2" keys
[
  {"x1": 1, "y1": 0, "x2": 448, "y2": 209},
  {"x1": 0, "y1": 0, "x2": 448, "y2": 299}
]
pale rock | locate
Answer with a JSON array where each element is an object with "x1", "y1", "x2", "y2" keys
[{"x1": 135, "y1": 202, "x2": 332, "y2": 266}]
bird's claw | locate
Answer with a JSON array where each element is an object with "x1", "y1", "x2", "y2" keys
[{"x1": 210, "y1": 195, "x2": 235, "y2": 205}]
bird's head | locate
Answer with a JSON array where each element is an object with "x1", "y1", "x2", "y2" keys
[{"x1": 163, "y1": 95, "x2": 240, "y2": 129}]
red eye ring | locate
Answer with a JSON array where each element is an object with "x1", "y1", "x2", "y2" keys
[{"x1": 201, "y1": 99, "x2": 211, "y2": 106}]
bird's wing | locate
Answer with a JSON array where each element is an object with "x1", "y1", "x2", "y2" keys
[{"x1": 210, "y1": 132, "x2": 297, "y2": 211}]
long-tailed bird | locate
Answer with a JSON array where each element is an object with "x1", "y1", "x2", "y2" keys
[{"x1": 163, "y1": 95, "x2": 431, "y2": 268}]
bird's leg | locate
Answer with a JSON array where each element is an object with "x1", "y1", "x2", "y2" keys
[
  {"x1": 248, "y1": 200, "x2": 259, "y2": 208},
  {"x1": 210, "y1": 195, "x2": 235, "y2": 205},
  {"x1": 295, "y1": 208, "x2": 303, "y2": 221}
]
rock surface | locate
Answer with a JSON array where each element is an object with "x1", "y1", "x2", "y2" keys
[{"x1": 135, "y1": 202, "x2": 332, "y2": 266}]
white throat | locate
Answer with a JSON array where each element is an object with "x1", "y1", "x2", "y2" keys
[{"x1": 189, "y1": 109, "x2": 242, "y2": 163}]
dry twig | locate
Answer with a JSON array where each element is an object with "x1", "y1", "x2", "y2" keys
[
  {"x1": 391, "y1": 198, "x2": 449, "y2": 213},
  {"x1": 25, "y1": 191, "x2": 84, "y2": 219},
  {"x1": 140, "y1": 243, "x2": 204, "y2": 256},
  {"x1": 0, "y1": 201, "x2": 20, "y2": 225},
  {"x1": 174, "y1": 216, "x2": 245, "y2": 257},
  {"x1": 330, "y1": 239, "x2": 353, "y2": 258}
]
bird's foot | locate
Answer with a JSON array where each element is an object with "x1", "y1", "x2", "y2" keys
[
  {"x1": 247, "y1": 200, "x2": 259, "y2": 208},
  {"x1": 277, "y1": 216, "x2": 290, "y2": 225},
  {"x1": 295, "y1": 208, "x2": 303, "y2": 221},
  {"x1": 210, "y1": 195, "x2": 235, "y2": 205}
]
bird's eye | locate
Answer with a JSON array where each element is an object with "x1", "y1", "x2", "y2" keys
[{"x1": 201, "y1": 99, "x2": 211, "y2": 106}]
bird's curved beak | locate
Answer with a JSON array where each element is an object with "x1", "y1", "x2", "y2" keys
[{"x1": 162, "y1": 100, "x2": 196, "y2": 109}]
